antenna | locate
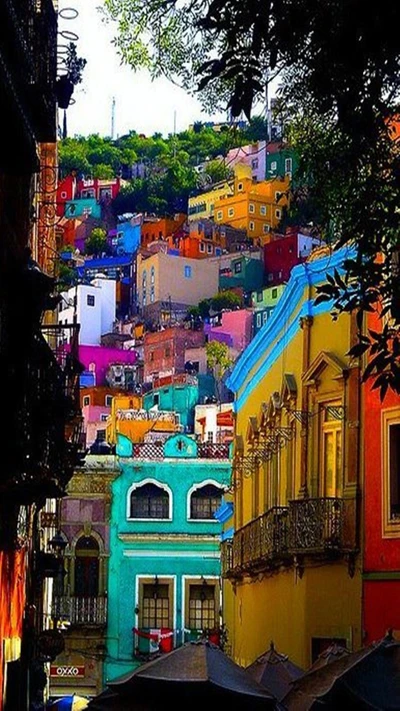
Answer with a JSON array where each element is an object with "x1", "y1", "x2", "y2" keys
[{"x1": 111, "y1": 96, "x2": 116, "y2": 140}]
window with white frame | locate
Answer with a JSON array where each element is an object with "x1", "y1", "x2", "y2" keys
[
  {"x1": 382, "y1": 409, "x2": 400, "y2": 536},
  {"x1": 228, "y1": 207, "x2": 235, "y2": 218},
  {"x1": 285, "y1": 157, "x2": 293, "y2": 174},
  {"x1": 207, "y1": 244, "x2": 213, "y2": 254},
  {"x1": 249, "y1": 220, "x2": 255, "y2": 231},
  {"x1": 217, "y1": 210, "x2": 223, "y2": 220},
  {"x1": 260, "y1": 205, "x2": 267, "y2": 216},
  {"x1": 199, "y1": 242, "x2": 205, "y2": 252},
  {"x1": 275, "y1": 191, "x2": 281, "y2": 202},
  {"x1": 263, "y1": 224, "x2": 271, "y2": 234},
  {"x1": 237, "y1": 182, "x2": 243, "y2": 191},
  {"x1": 130, "y1": 483, "x2": 170, "y2": 519},
  {"x1": 256, "y1": 313, "x2": 262, "y2": 328},
  {"x1": 189, "y1": 584, "x2": 216, "y2": 630},
  {"x1": 189, "y1": 484, "x2": 222, "y2": 520},
  {"x1": 270, "y1": 161, "x2": 277, "y2": 172},
  {"x1": 83, "y1": 395, "x2": 90, "y2": 407},
  {"x1": 275, "y1": 209, "x2": 282, "y2": 220},
  {"x1": 100, "y1": 413, "x2": 109, "y2": 422},
  {"x1": 249, "y1": 203, "x2": 255, "y2": 214},
  {"x1": 105, "y1": 395, "x2": 113, "y2": 407}
]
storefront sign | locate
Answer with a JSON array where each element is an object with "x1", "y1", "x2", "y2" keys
[{"x1": 50, "y1": 665, "x2": 85, "y2": 678}]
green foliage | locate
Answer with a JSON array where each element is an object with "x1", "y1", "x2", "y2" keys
[
  {"x1": 206, "y1": 340, "x2": 234, "y2": 401},
  {"x1": 101, "y1": 0, "x2": 400, "y2": 394},
  {"x1": 65, "y1": 42, "x2": 87, "y2": 85},
  {"x1": 57, "y1": 262, "x2": 77, "y2": 292},
  {"x1": 85, "y1": 227, "x2": 110, "y2": 256},
  {"x1": 210, "y1": 291, "x2": 242, "y2": 313}
]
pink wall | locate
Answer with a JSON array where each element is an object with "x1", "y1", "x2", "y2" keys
[
  {"x1": 207, "y1": 310, "x2": 253, "y2": 351},
  {"x1": 82, "y1": 405, "x2": 110, "y2": 447},
  {"x1": 225, "y1": 142, "x2": 266, "y2": 182},
  {"x1": 79, "y1": 344, "x2": 138, "y2": 386}
]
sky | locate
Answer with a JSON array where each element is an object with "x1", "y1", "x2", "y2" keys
[{"x1": 58, "y1": 0, "x2": 227, "y2": 139}]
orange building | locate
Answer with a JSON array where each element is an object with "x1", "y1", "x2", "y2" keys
[
  {"x1": 140, "y1": 214, "x2": 186, "y2": 248},
  {"x1": 214, "y1": 165, "x2": 290, "y2": 243}
]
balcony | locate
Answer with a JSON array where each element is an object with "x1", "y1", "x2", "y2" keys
[
  {"x1": 225, "y1": 507, "x2": 289, "y2": 577},
  {"x1": 52, "y1": 596, "x2": 107, "y2": 627},
  {"x1": 132, "y1": 441, "x2": 230, "y2": 460},
  {"x1": 0, "y1": 0, "x2": 57, "y2": 147},
  {"x1": 288, "y1": 497, "x2": 345, "y2": 554}
]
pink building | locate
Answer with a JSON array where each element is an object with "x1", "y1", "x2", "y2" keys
[
  {"x1": 205, "y1": 309, "x2": 253, "y2": 353},
  {"x1": 225, "y1": 141, "x2": 267, "y2": 182},
  {"x1": 82, "y1": 405, "x2": 110, "y2": 448},
  {"x1": 79, "y1": 345, "x2": 138, "y2": 387}
]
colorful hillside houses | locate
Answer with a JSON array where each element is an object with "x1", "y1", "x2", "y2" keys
[
  {"x1": 136, "y1": 251, "x2": 219, "y2": 323},
  {"x1": 264, "y1": 230, "x2": 324, "y2": 287},
  {"x1": 226, "y1": 141, "x2": 267, "y2": 182},
  {"x1": 222, "y1": 246, "x2": 363, "y2": 670},
  {"x1": 188, "y1": 164, "x2": 290, "y2": 242},
  {"x1": 104, "y1": 432, "x2": 231, "y2": 682},
  {"x1": 252, "y1": 284, "x2": 286, "y2": 335}
]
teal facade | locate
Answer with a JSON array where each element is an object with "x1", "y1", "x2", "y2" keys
[
  {"x1": 142, "y1": 375, "x2": 215, "y2": 431},
  {"x1": 219, "y1": 255, "x2": 264, "y2": 293},
  {"x1": 65, "y1": 197, "x2": 101, "y2": 220},
  {"x1": 104, "y1": 433, "x2": 231, "y2": 683},
  {"x1": 266, "y1": 145, "x2": 298, "y2": 182}
]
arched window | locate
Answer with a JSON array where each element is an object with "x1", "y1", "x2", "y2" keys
[
  {"x1": 74, "y1": 536, "x2": 99, "y2": 597},
  {"x1": 130, "y1": 483, "x2": 170, "y2": 519},
  {"x1": 190, "y1": 484, "x2": 223, "y2": 520}
]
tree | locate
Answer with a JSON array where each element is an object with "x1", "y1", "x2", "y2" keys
[
  {"x1": 85, "y1": 228, "x2": 110, "y2": 256},
  {"x1": 103, "y1": 0, "x2": 400, "y2": 396},
  {"x1": 211, "y1": 291, "x2": 242, "y2": 313},
  {"x1": 206, "y1": 341, "x2": 233, "y2": 403}
]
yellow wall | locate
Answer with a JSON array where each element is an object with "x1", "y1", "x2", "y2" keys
[
  {"x1": 229, "y1": 564, "x2": 362, "y2": 669},
  {"x1": 224, "y1": 250, "x2": 362, "y2": 669}
]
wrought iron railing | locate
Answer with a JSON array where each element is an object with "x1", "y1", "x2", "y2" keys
[
  {"x1": 2, "y1": 0, "x2": 57, "y2": 141},
  {"x1": 52, "y1": 596, "x2": 107, "y2": 626},
  {"x1": 198, "y1": 442, "x2": 230, "y2": 459},
  {"x1": 288, "y1": 497, "x2": 344, "y2": 553},
  {"x1": 221, "y1": 539, "x2": 233, "y2": 577},
  {"x1": 230, "y1": 507, "x2": 289, "y2": 575}
]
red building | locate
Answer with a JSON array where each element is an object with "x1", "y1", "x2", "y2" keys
[
  {"x1": 57, "y1": 175, "x2": 121, "y2": 217},
  {"x1": 363, "y1": 309, "x2": 400, "y2": 644},
  {"x1": 144, "y1": 327, "x2": 205, "y2": 383},
  {"x1": 263, "y1": 229, "x2": 322, "y2": 285}
]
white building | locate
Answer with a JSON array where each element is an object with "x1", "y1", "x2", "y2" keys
[
  {"x1": 59, "y1": 275, "x2": 116, "y2": 346},
  {"x1": 194, "y1": 403, "x2": 234, "y2": 444}
]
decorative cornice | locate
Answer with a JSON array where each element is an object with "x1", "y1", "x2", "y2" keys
[
  {"x1": 67, "y1": 473, "x2": 118, "y2": 495},
  {"x1": 118, "y1": 533, "x2": 220, "y2": 543},
  {"x1": 227, "y1": 247, "x2": 356, "y2": 408}
]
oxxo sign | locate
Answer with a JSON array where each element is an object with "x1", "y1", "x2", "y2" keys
[{"x1": 50, "y1": 665, "x2": 85, "y2": 678}]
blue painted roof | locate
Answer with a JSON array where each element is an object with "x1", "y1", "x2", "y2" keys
[
  {"x1": 83, "y1": 255, "x2": 133, "y2": 268},
  {"x1": 227, "y1": 246, "x2": 356, "y2": 407}
]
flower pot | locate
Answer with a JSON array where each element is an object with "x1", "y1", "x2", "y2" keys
[{"x1": 56, "y1": 75, "x2": 74, "y2": 109}]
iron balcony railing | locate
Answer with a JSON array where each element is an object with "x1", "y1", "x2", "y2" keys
[
  {"x1": 52, "y1": 596, "x2": 107, "y2": 626},
  {"x1": 132, "y1": 441, "x2": 230, "y2": 460},
  {"x1": 288, "y1": 497, "x2": 344, "y2": 553},
  {"x1": 221, "y1": 539, "x2": 233, "y2": 577},
  {"x1": 1, "y1": 0, "x2": 57, "y2": 141},
  {"x1": 228, "y1": 507, "x2": 289, "y2": 576}
]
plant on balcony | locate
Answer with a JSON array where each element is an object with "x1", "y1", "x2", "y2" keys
[{"x1": 56, "y1": 42, "x2": 87, "y2": 110}]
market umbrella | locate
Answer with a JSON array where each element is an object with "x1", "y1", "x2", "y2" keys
[
  {"x1": 246, "y1": 641, "x2": 304, "y2": 701},
  {"x1": 283, "y1": 632, "x2": 400, "y2": 710},
  {"x1": 88, "y1": 641, "x2": 276, "y2": 710},
  {"x1": 48, "y1": 694, "x2": 89, "y2": 711}
]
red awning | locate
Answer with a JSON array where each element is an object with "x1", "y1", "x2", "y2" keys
[{"x1": 217, "y1": 410, "x2": 233, "y2": 427}]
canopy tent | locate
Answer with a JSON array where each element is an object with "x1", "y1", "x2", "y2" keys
[
  {"x1": 283, "y1": 633, "x2": 400, "y2": 710},
  {"x1": 246, "y1": 641, "x2": 304, "y2": 701},
  {"x1": 88, "y1": 641, "x2": 276, "y2": 710}
]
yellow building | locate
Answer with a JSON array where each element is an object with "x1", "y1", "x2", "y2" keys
[
  {"x1": 106, "y1": 394, "x2": 180, "y2": 445},
  {"x1": 223, "y1": 246, "x2": 362, "y2": 670},
  {"x1": 188, "y1": 164, "x2": 289, "y2": 243}
]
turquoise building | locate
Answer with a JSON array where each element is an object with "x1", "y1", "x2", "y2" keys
[
  {"x1": 251, "y1": 284, "x2": 286, "y2": 336},
  {"x1": 142, "y1": 375, "x2": 215, "y2": 431},
  {"x1": 104, "y1": 432, "x2": 231, "y2": 682},
  {"x1": 65, "y1": 197, "x2": 101, "y2": 220}
]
